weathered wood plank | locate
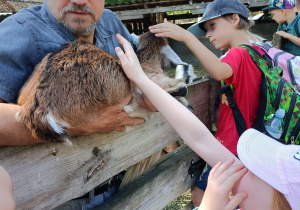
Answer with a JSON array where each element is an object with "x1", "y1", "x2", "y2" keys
[
  {"x1": 116, "y1": 3, "x2": 209, "y2": 20},
  {"x1": 97, "y1": 145, "x2": 202, "y2": 210},
  {"x1": 119, "y1": 150, "x2": 162, "y2": 189},
  {"x1": 186, "y1": 79, "x2": 210, "y2": 127},
  {"x1": 0, "y1": 114, "x2": 179, "y2": 210},
  {"x1": 0, "y1": 79, "x2": 210, "y2": 210},
  {"x1": 208, "y1": 77, "x2": 221, "y2": 129},
  {"x1": 115, "y1": 1, "x2": 269, "y2": 20}
]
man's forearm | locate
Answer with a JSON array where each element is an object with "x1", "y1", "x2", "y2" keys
[{"x1": 0, "y1": 103, "x2": 43, "y2": 146}]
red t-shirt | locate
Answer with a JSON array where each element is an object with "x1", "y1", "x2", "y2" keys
[{"x1": 216, "y1": 46, "x2": 263, "y2": 155}]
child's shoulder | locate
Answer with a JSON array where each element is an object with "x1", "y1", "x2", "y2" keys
[
  {"x1": 222, "y1": 45, "x2": 265, "y2": 66},
  {"x1": 225, "y1": 46, "x2": 263, "y2": 58}
]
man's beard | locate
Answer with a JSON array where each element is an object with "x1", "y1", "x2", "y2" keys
[
  {"x1": 61, "y1": 19, "x2": 96, "y2": 35},
  {"x1": 60, "y1": 3, "x2": 97, "y2": 35}
]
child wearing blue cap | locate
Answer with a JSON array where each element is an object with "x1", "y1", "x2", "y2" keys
[
  {"x1": 149, "y1": 0, "x2": 264, "y2": 207},
  {"x1": 262, "y1": 0, "x2": 300, "y2": 56}
]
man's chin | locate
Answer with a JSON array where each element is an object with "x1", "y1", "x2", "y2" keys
[{"x1": 61, "y1": 20, "x2": 96, "y2": 35}]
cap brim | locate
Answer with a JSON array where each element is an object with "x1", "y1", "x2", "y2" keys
[
  {"x1": 237, "y1": 129, "x2": 285, "y2": 193},
  {"x1": 187, "y1": 22, "x2": 206, "y2": 39},
  {"x1": 261, "y1": 6, "x2": 276, "y2": 11}
]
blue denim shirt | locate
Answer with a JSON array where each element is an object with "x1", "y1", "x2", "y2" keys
[{"x1": 0, "y1": 1, "x2": 134, "y2": 103}]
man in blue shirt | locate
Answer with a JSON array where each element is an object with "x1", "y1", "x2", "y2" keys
[{"x1": 0, "y1": 0, "x2": 164, "y2": 145}]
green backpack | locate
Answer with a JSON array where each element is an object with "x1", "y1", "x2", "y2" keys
[{"x1": 217, "y1": 45, "x2": 300, "y2": 145}]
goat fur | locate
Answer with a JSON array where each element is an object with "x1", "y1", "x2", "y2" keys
[{"x1": 16, "y1": 32, "x2": 190, "y2": 144}]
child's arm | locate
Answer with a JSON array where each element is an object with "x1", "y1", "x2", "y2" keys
[
  {"x1": 149, "y1": 19, "x2": 233, "y2": 81},
  {"x1": 276, "y1": 30, "x2": 300, "y2": 46},
  {"x1": 0, "y1": 166, "x2": 15, "y2": 210},
  {"x1": 115, "y1": 33, "x2": 237, "y2": 167}
]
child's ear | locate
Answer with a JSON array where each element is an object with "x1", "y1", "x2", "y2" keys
[
  {"x1": 231, "y1": 14, "x2": 240, "y2": 29},
  {"x1": 281, "y1": 9, "x2": 286, "y2": 15}
]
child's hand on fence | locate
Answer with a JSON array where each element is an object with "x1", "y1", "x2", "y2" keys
[
  {"x1": 199, "y1": 159, "x2": 248, "y2": 210},
  {"x1": 149, "y1": 18, "x2": 192, "y2": 43},
  {"x1": 115, "y1": 34, "x2": 148, "y2": 84},
  {"x1": 276, "y1": 31, "x2": 291, "y2": 39}
]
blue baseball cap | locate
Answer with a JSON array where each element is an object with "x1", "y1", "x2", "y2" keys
[
  {"x1": 262, "y1": 0, "x2": 295, "y2": 11},
  {"x1": 187, "y1": 0, "x2": 249, "y2": 38}
]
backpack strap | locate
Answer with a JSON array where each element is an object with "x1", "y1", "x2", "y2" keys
[
  {"x1": 294, "y1": 15, "x2": 300, "y2": 37},
  {"x1": 259, "y1": 47, "x2": 273, "y2": 68},
  {"x1": 215, "y1": 82, "x2": 247, "y2": 137}
]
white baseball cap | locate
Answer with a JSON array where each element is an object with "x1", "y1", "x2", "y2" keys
[{"x1": 237, "y1": 128, "x2": 300, "y2": 210}]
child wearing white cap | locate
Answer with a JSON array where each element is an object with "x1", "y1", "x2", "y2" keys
[
  {"x1": 148, "y1": 0, "x2": 264, "y2": 206},
  {"x1": 115, "y1": 34, "x2": 299, "y2": 210}
]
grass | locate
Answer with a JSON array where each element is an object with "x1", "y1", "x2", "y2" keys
[{"x1": 163, "y1": 189, "x2": 193, "y2": 210}]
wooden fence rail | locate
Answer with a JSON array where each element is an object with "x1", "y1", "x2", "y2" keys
[{"x1": 0, "y1": 78, "x2": 216, "y2": 209}]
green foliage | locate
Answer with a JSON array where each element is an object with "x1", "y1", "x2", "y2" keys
[{"x1": 166, "y1": 10, "x2": 192, "y2": 15}]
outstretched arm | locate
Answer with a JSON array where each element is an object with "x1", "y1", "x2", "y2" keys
[
  {"x1": 115, "y1": 33, "x2": 237, "y2": 166},
  {"x1": 148, "y1": 19, "x2": 233, "y2": 81}
]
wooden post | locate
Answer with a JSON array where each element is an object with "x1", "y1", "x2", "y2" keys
[{"x1": 208, "y1": 77, "x2": 221, "y2": 130}]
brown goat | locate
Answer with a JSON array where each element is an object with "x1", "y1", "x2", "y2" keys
[{"x1": 16, "y1": 32, "x2": 189, "y2": 144}]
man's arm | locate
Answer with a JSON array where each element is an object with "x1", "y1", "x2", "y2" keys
[
  {"x1": 0, "y1": 98, "x2": 144, "y2": 146},
  {"x1": 0, "y1": 99, "x2": 43, "y2": 146}
]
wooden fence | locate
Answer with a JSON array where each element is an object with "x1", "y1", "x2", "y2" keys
[{"x1": 0, "y1": 78, "x2": 220, "y2": 210}]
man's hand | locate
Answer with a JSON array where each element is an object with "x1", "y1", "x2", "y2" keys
[{"x1": 66, "y1": 96, "x2": 144, "y2": 136}]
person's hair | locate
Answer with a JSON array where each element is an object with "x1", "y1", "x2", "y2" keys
[
  {"x1": 246, "y1": 31, "x2": 266, "y2": 45},
  {"x1": 296, "y1": 0, "x2": 300, "y2": 9},
  {"x1": 222, "y1": 13, "x2": 254, "y2": 30},
  {"x1": 272, "y1": 189, "x2": 291, "y2": 210}
]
